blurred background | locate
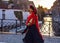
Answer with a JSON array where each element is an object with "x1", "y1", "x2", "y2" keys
[{"x1": 0, "y1": 0, "x2": 60, "y2": 43}]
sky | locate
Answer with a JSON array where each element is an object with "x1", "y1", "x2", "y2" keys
[{"x1": 29, "y1": 0, "x2": 56, "y2": 9}]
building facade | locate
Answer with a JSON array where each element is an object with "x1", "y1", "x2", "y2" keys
[
  {"x1": 51, "y1": 0, "x2": 60, "y2": 36},
  {"x1": 0, "y1": 0, "x2": 35, "y2": 11}
]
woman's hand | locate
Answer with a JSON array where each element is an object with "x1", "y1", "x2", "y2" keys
[
  {"x1": 22, "y1": 26, "x2": 29, "y2": 34},
  {"x1": 27, "y1": 18, "x2": 33, "y2": 26}
]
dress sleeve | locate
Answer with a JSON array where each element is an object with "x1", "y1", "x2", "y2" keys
[{"x1": 26, "y1": 15, "x2": 32, "y2": 26}]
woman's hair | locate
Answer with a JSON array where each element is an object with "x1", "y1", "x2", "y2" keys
[{"x1": 30, "y1": 5, "x2": 37, "y2": 14}]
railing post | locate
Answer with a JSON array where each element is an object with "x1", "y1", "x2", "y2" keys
[
  {"x1": 20, "y1": 20, "x2": 22, "y2": 28},
  {"x1": 49, "y1": 21, "x2": 51, "y2": 37},
  {"x1": 1, "y1": 19, "x2": 3, "y2": 32},
  {"x1": 16, "y1": 20, "x2": 17, "y2": 34}
]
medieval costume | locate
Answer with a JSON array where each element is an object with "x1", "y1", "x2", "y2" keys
[{"x1": 22, "y1": 5, "x2": 44, "y2": 43}]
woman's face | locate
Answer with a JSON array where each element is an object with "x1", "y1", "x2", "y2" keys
[{"x1": 29, "y1": 8, "x2": 33, "y2": 13}]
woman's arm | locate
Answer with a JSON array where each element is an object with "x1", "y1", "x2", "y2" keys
[
  {"x1": 26, "y1": 15, "x2": 33, "y2": 26},
  {"x1": 22, "y1": 15, "x2": 32, "y2": 34}
]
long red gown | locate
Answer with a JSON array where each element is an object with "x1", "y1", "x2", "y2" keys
[{"x1": 23, "y1": 12, "x2": 44, "y2": 43}]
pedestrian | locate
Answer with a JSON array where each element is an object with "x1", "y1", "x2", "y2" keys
[{"x1": 22, "y1": 5, "x2": 44, "y2": 43}]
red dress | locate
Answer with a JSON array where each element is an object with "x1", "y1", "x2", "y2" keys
[
  {"x1": 26, "y1": 12, "x2": 40, "y2": 32},
  {"x1": 23, "y1": 12, "x2": 44, "y2": 43}
]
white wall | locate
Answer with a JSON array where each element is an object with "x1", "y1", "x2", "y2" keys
[
  {"x1": 5, "y1": 10, "x2": 17, "y2": 19},
  {"x1": 0, "y1": 9, "x2": 2, "y2": 19},
  {"x1": 23, "y1": 12, "x2": 29, "y2": 20},
  {"x1": 0, "y1": 9, "x2": 29, "y2": 20},
  {"x1": 0, "y1": 9, "x2": 29, "y2": 27}
]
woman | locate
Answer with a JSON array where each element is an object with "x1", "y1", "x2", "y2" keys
[{"x1": 22, "y1": 5, "x2": 44, "y2": 43}]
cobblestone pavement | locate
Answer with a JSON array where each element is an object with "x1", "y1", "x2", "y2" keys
[
  {"x1": 44, "y1": 36, "x2": 60, "y2": 43},
  {"x1": 0, "y1": 33, "x2": 60, "y2": 43}
]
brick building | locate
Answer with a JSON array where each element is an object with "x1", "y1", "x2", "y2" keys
[
  {"x1": 51, "y1": 0, "x2": 60, "y2": 36},
  {"x1": 0, "y1": 0, "x2": 35, "y2": 11}
]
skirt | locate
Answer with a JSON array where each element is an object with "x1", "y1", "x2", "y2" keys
[{"x1": 23, "y1": 25, "x2": 44, "y2": 43}]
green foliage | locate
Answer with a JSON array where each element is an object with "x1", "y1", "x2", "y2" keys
[
  {"x1": 9, "y1": 0, "x2": 13, "y2": 3},
  {"x1": 14, "y1": 11, "x2": 23, "y2": 21},
  {"x1": 37, "y1": 5, "x2": 45, "y2": 21}
]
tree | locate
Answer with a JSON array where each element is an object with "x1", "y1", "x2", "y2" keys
[
  {"x1": 37, "y1": 5, "x2": 45, "y2": 21},
  {"x1": 14, "y1": 11, "x2": 23, "y2": 21},
  {"x1": 14, "y1": 11, "x2": 23, "y2": 28},
  {"x1": 9, "y1": 0, "x2": 13, "y2": 3}
]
